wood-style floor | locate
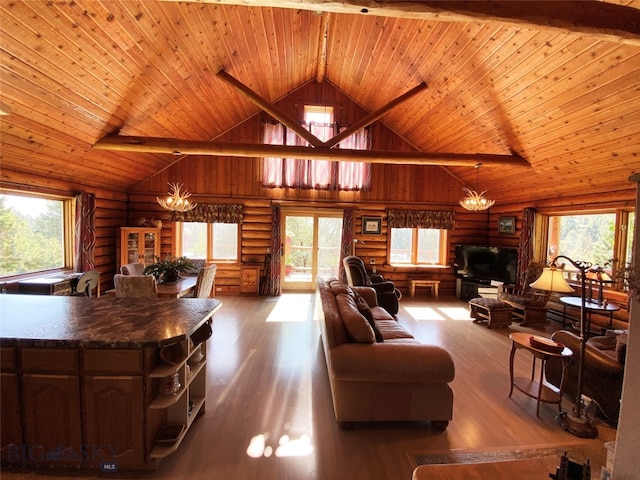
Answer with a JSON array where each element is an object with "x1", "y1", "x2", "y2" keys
[{"x1": 3, "y1": 294, "x2": 616, "y2": 480}]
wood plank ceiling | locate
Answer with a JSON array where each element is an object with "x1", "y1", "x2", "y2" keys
[{"x1": 1, "y1": 0, "x2": 639, "y2": 205}]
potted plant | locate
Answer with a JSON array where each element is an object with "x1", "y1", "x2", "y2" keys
[{"x1": 144, "y1": 255, "x2": 196, "y2": 283}]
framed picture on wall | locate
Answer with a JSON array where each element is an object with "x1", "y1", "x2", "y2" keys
[
  {"x1": 498, "y1": 216, "x2": 516, "y2": 235},
  {"x1": 362, "y1": 217, "x2": 382, "y2": 235}
]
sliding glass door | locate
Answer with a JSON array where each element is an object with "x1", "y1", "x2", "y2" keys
[{"x1": 282, "y1": 209, "x2": 342, "y2": 291}]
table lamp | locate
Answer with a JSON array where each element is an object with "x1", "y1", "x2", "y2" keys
[{"x1": 530, "y1": 256, "x2": 598, "y2": 438}]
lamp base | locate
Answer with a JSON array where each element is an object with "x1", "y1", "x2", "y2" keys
[{"x1": 556, "y1": 411, "x2": 598, "y2": 439}]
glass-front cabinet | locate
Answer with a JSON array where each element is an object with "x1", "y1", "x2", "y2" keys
[{"x1": 119, "y1": 227, "x2": 161, "y2": 269}]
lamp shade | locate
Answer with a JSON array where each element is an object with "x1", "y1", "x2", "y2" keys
[{"x1": 530, "y1": 267, "x2": 574, "y2": 293}]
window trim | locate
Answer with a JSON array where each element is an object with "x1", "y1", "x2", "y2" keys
[
  {"x1": 174, "y1": 221, "x2": 240, "y2": 264},
  {"x1": 0, "y1": 189, "x2": 76, "y2": 279},
  {"x1": 537, "y1": 208, "x2": 634, "y2": 291}
]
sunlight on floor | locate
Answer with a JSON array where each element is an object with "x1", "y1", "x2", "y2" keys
[
  {"x1": 247, "y1": 433, "x2": 314, "y2": 458},
  {"x1": 266, "y1": 294, "x2": 313, "y2": 322},
  {"x1": 404, "y1": 307, "x2": 446, "y2": 321},
  {"x1": 404, "y1": 306, "x2": 472, "y2": 322},
  {"x1": 438, "y1": 306, "x2": 474, "y2": 321}
]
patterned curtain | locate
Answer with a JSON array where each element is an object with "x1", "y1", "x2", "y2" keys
[
  {"x1": 170, "y1": 204, "x2": 243, "y2": 223},
  {"x1": 337, "y1": 127, "x2": 371, "y2": 190},
  {"x1": 74, "y1": 191, "x2": 96, "y2": 272},
  {"x1": 386, "y1": 209, "x2": 455, "y2": 230},
  {"x1": 517, "y1": 207, "x2": 536, "y2": 286},
  {"x1": 264, "y1": 204, "x2": 282, "y2": 296},
  {"x1": 339, "y1": 208, "x2": 355, "y2": 282}
]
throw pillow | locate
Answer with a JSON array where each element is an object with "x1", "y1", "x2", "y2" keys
[
  {"x1": 335, "y1": 293, "x2": 375, "y2": 343},
  {"x1": 353, "y1": 292, "x2": 383, "y2": 342}
]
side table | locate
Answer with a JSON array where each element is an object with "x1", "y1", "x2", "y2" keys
[{"x1": 508, "y1": 332, "x2": 573, "y2": 417}]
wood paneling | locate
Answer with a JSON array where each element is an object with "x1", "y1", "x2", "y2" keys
[{"x1": 0, "y1": 1, "x2": 637, "y2": 206}]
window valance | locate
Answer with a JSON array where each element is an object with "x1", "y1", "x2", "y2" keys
[
  {"x1": 386, "y1": 209, "x2": 455, "y2": 230},
  {"x1": 170, "y1": 203, "x2": 244, "y2": 223}
]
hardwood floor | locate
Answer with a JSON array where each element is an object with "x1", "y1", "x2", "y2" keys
[{"x1": 3, "y1": 294, "x2": 616, "y2": 479}]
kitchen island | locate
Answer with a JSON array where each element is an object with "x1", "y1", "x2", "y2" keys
[{"x1": 0, "y1": 295, "x2": 221, "y2": 471}]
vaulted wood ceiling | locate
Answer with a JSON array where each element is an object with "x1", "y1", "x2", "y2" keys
[{"x1": 1, "y1": 0, "x2": 639, "y2": 205}]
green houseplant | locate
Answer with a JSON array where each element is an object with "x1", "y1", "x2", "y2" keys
[{"x1": 144, "y1": 255, "x2": 196, "y2": 283}]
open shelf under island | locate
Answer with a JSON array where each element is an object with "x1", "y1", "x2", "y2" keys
[{"x1": 0, "y1": 295, "x2": 221, "y2": 471}]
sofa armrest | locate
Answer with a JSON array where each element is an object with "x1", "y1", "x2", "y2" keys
[
  {"x1": 353, "y1": 286, "x2": 379, "y2": 307},
  {"x1": 331, "y1": 343, "x2": 455, "y2": 384},
  {"x1": 551, "y1": 330, "x2": 623, "y2": 374}
]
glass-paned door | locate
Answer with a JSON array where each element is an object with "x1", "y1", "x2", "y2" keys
[{"x1": 282, "y1": 210, "x2": 342, "y2": 291}]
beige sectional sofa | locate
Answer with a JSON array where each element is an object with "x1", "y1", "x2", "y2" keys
[{"x1": 316, "y1": 277, "x2": 455, "y2": 428}]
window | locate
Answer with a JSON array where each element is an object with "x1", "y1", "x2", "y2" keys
[
  {"x1": 545, "y1": 210, "x2": 634, "y2": 287},
  {"x1": 262, "y1": 105, "x2": 371, "y2": 190},
  {"x1": 0, "y1": 192, "x2": 74, "y2": 277},
  {"x1": 179, "y1": 222, "x2": 238, "y2": 262},
  {"x1": 389, "y1": 228, "x2": 447, "y2": 265}
]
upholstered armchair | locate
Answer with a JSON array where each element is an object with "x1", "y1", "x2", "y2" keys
[
  {"x1": 342, "y1": 255, "x2": 401, "y2": 314},
  {"x1": 498, "y1": 262, "x2": 551, "y2": 326},
  {"x1": 120, "y1": 262, "x2": 145, "y2": 276},
  {"x1": 545, "y1": 330, "x2": 625, "y2": 425}
]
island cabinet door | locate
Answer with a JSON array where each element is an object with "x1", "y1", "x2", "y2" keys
[
  {"x1": 22, "y1": 373, "x2": 82, "y2": 466},
  {"x1": 1, "y1": 372, "x2": 22, "y2": 463},
  {"x1": 83, "y1": 375, "x2": 145, "y2": 469}
]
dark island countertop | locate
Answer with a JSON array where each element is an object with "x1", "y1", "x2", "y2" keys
[{"x1": 0, "y1": 295, "x2": 222, "y2": 348}]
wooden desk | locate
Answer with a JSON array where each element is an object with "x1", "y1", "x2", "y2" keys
[
  {"x1": 17, "y1": 276, "x2": 72, "y2": 295},
  {"x1": 509, "y1": 332, "x2": 573, "y2": 417},
  {"x1": 105, "y1": 276, "x2": 197, "y2": 298}
]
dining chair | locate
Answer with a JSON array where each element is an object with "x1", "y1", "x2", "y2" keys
[
  {"x1": 113, "y1": 274, "x2": 157, "y2": 298},
  {"x1": 191, "y1": 265, "x2": 217, "y2": 298},
  {"x1": 71, "y1": 270, "x2": 100, "y2": 296},
  {"x1": 120, "y1": 262, "x2": 145, "y2": 276}
]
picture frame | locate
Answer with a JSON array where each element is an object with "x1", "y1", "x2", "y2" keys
[
  {"x1": 362, "y1": 216, "x2": 382, "y2": 235},
  {"x1": 498, "y1": 216, "x2": 516, "y2": 235}
]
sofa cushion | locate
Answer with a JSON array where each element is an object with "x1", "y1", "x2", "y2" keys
[
  {"x1": 336, "y1": 293, "x2": 375, "y2": 343},
  {"x1": 329, "y1": 279, "x2": 354, "y2": 297},
  {"x1": 354, "y1": 292, "x2": 383, "y2": 342},
  {"x1": 375, "y1": 319, "x2": 415, "y2": 340}
]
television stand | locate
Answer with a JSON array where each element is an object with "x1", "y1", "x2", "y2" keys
[{"x1": 456, "y1": 278, "x2": 499, "y2": 302}]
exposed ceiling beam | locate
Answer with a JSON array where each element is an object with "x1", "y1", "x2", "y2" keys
[
  {"x1": 316, "y1": 13, "x2": 330, "y2": 84},
  {"x1": 93, "y1": 135, "x2": 531, "y2": 168},
  {"x1": 217, "y1": 69, "x2": 325, "y2": 148},
  {"x1": 323, "y1": 81, "x2": 428, "y2": 149},
  {"x1": 164, "y1": 0, "x2": 640, "y2": 46}
]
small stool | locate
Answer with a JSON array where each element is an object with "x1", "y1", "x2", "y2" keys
[
  {"x1": 410, "y1": 280, "x2": 440, "y2": 298},
  {"x1": 468, "y1": 297, "x2": 513, "y2": 328}
]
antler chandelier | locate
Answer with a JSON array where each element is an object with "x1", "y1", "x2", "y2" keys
[
  {"x1": 459, "y1": 164, "x2": 495, "y2": 211},
  {"x1": 156, "y1": 182, "x2": 197, "y2": 212}
]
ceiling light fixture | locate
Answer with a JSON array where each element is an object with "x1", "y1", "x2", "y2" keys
[
  {"x1": 156, "y1": 182, "x2": 197, "y2": 212},
  {"x1": 459, "y1": 163, "x2": 495, "y2": 211}
]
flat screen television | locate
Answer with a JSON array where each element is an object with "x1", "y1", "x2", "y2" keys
[{"x1": 454, "y1": 245, "x2": 518, "y2": 285}]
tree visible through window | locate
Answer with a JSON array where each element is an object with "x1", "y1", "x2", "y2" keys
[
  {"x1": 180, "y1": 222, "x2": 238, "y2": 261},
  {"x1": 0, "y1": 193, "x2": 67, "y2": 276},
  {"x1": 547, "y1": 213, "x2": 615, "y2": 266},
  {"x1": 389, "y1": 228, "x2": 446, "y2": 265}
]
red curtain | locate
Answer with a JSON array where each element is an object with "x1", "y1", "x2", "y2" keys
[
  {"x1": 262, "y1": 122, "x2": 370, "y2": 190},
  {"x1": 339, "y1": 208, "x2": 355, "y2": 282},
  {"x1": 517, "y1": 207, "x2": 536, "y2": 286},
  {"x1": 264, "y1": 204, "x2": 282, "y2": 296},
  {"x1": 74, "y1": 191, "x2": 96, "y2": 272}
]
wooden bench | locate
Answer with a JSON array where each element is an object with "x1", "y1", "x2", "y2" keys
[
  {"x1": 409, "y1": 279, "x2": 440, "y2": 298},
  {"x1": 468, "y1": 297, "x2": 513, "y2": 328}
]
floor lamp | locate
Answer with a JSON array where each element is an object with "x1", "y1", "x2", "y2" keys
[{"x1": 530, "y1": 255, "x2": 598, "y2": 438}]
